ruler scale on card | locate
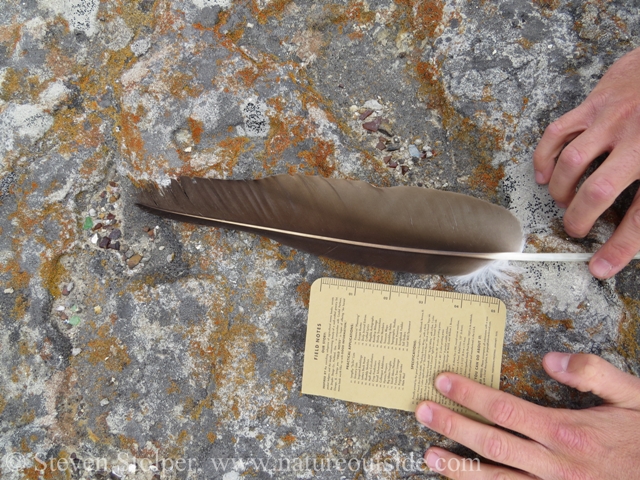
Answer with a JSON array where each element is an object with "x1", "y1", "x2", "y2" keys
[{"x1": 301, "y1": 278, "x2": 506, "y2": 421}]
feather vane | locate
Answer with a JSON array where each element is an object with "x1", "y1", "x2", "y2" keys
[{"x1": 136, "y1": 174, "x2": 529, "y2": 276}]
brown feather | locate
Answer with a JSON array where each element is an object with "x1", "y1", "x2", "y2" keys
[{"x1": 135, "y1": 174, "x2": 524, "y2": 276}]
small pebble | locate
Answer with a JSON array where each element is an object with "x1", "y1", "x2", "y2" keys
[
  {"x1": 91, "y1": 233, "x2": 99, "y2": 244},
  {"x1": 4, "y1": 287, "x2": 14, "y2": 294},
  {"x1": 89, "y1": 208, "x2": 97, "y2": 217},
  {"x1": 359, "y1": 109, "x2": 374, "y2": 121},
  {"x1": 82, "y1": 217, "x2": 94, "y2": 230},
  {"x1": 377, "y1": 122, "x2": 393, "y2": 137},
  {"x1": 409, "y1": 144, "x2": 421, "y2": 158},
  {"x1": 362, "y1": 118, "x2": 381, "y2": 132},
  {"x1": 56, "y1": 305, "x2": 65, "y2": 311},
  {"x1": 98, "y1": 236, "x2": 111, "y2": 249},
  {"x1": 363, "y1": 99, "x2": 383, "y2": 110},
  {"x1": 94, "y1": 305, "x2": 102, "y2": 315},
  {"x1": 92, "y1": 222, "x2": 104, "y2": 231},
  {"x1": 72, "y1": 347, "x2": 82, "y2": 356},
  {"x1": 159, "y1": 246, "x2": 165, "y2": 251},
  {"x1": 108, "y1": 241, "x2": 121, "y2": 251},
  {"x1": 100, "y1": 398, "x2": 110, "y2": 406},
  {"x1": 127, "y1": 254, "x2": 142, "y2": 269},
  {"x1": 167, "y1": 253, "x2": 175, "y2": 263},
  {"x1": 68, "y1": 315, "x2": 81, "y2": 326},
  {"x1": 109, "y1": 229, "x2": 122, "y2": 240}
]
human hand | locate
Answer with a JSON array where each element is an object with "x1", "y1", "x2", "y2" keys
[
  {"x1": 415, "y1": 353, "x2": 640, "y2": 479},
  {"x1": 533, "y1": 46, "x2": 640, "y2": 279}
]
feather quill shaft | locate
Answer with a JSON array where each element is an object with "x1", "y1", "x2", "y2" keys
[{"x1": 136, "y1": 174, "x2": 637, "y2": 276}]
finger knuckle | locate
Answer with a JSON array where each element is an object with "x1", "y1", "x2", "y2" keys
[
  {"x1": 602, "y1": 240, "x2": 637, "y2": 267},
  {"x1": 546, "y1": 119, "x2": 566, "y2": 139},
  {"x1": 582, "y1": 177, "x2": 617, "y2": 204},
  {"x1": 558, "y1": 144, "x2": 586, "y2": 169},
  {"x1": 440, "y1": 414, "x2": 454, "y2": 437},
  {"x1": 551, "y1": 423, "x2": 592, "y2": 454},
  {"x1": 453, "y1": 383, "x2": 472, "y2": 405},
  {"x1": 585, "y1": 90, "x2": 611, "y2": 113},
  {"x1": 483, "y1": 431, "x2": 512, "y2": 463},
  {"x1": 563, "y1": 214, "x2": 587, "y2": 238},
  {"x1": 488, "y1": 398, "x2": 520, "y2": 429},
  {"x1": 629, "y1": 206, "x2": 640, "y2": 231}
]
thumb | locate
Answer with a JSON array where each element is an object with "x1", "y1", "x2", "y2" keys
[{"x1": 543, "y1": 352, "x2": 640, "y2": 409}]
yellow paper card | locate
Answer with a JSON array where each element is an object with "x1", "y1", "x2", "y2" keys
[{"x1": 301, "y1": 278, "x2": 506, "y2": 417}]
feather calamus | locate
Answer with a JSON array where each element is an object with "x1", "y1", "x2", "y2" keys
[{"x1": 135, "y1": 174, "x2": 631, "y2": 276}]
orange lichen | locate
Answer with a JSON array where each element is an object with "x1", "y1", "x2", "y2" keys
[
  {"x1": 393, "y1": 0, "x2": 444, "y2": 42},
  {"x1": 500, "y1": 352, "x2": 546, "y2": 399},
  {"x1": 321, "y1": 258, "x2": 395, "y2": 285},
  {"x1": 252, "y1": 0, "x2": 294, "y2": 25},
  {"x1": 49, "y1": 111, "x2": 105, "y2": 156},
  {"x1": 296, "y1": 281, "x2": 311, "y2": 308},
  {"x1": 618, "y1": 297, "x2": 640, "y2": 363},
  {"x1": 85, "y1": 324, "x2": 132, "y2": 372},
  {"x1": 263, "y1": 113, "x2": 309, "y2": 171},
  {"x1": 188, "y1": 117, "x2": 205, "y2": 145},
  {"x1": 415, "y1": 60, "x2": 506, "y2": 197},
  {"x1": 271, "y1": 369, "x2": 296, "y2": 391},
  {"x1": 469, "y1": 161, "x2": 504, "y2": 196},
  {"x1": 516, "y1": 290, "x2": 574, "y2": 330},
  {"x1": 236, "y1": 65, "x2": 261, "y2": 88},
  {"x1": 213, "y1": 136, "x2": 252, "y2": 176},
  {"x1": 533, "y1": 0, "x2": 560, "y2": 14},
  {"x1": 517, "y1": 37, "x2": 534, "y2": 49},
  {"x1": 297, "y1": 139, "x2": 336, "y2": 177},
  {"x1": 325, "y1": 1, "x2": 377, "y2": 32},
  {"x1": 119, "y1": 107, "x2": 147, "y2": 162},
  {"x1": 168, "y1": 71, "x2": 204, "y2": 99}
]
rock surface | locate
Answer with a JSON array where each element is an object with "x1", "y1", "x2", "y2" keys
[{"x1": 1, "y1": 0, "x2": 639, "y2": 479}]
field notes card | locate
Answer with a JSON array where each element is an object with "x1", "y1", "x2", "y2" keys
[{"x1": 302, "y1": 278, "x2": 506, "y2": 416}]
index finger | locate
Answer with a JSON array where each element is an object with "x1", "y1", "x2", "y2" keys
[
  {"x1": 433, "y1": 373, "x2": 555, "y2": 443},
  {"x1": 562, "y1": 142, "x2": 640, "y2": 239},
  {"x1": 533, "y1": 105, "x2": 593, "y2": 184}
]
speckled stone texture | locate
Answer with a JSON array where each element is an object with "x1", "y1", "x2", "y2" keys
[{"x1": 1, "y1": 1, "x2": 639, "y2": 479}]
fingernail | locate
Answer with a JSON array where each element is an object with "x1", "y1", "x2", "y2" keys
[
  {"x1": 426, "y1": 451, "x2": 441, "y2": 471},
  {"x1": 416, "y1": 404, "x2": 433, "y2": 425},
  {"x1": 591, "y1": 258, "x2": 613, "y2": 278},
  {"x1": 555, "y1": 201, "x2": 568, "y2": 209},
  {"x1": 535, "y1": 171, "x2": 545, "y2": 184},
  {"x1": 547, "y1": 353, "x2": 571, "y2": 373},
  {"x1": 435, "y1": 375, "x2": 451, "y2": 394}
]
